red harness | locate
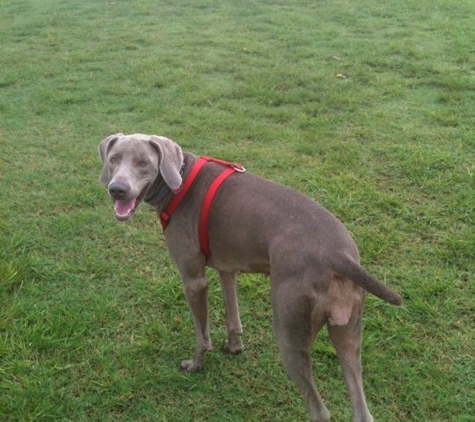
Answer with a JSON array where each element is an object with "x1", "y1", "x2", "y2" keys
[{"x1": 160, "y1": 156, "x2": 245, "y2": 261}]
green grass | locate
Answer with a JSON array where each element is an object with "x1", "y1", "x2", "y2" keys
[{"x1": 1, "y1": 0, "x2": 473, "y2": 421}]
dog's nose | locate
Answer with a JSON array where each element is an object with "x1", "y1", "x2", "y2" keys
[{"x1": 108, "y1": 181, "x2": 129, "y2": 199}]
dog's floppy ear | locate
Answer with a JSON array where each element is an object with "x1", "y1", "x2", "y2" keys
[
  {"x1": 148, "y1": 135, "x2": 183, "y2": 192},
  {"x1": 98, "y1": 133, "x2": 123, "y2": 186}
]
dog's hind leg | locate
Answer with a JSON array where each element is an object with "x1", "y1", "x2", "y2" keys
[
  {"x1": 271, "y1": 281, "x2": 331, "y2": 422},
  {"x1": 219, "y1": 271, "x2": 244, "y2": 354},
  {"x1": 328, "y1": 305, "x2": 373, "y2": 422}
]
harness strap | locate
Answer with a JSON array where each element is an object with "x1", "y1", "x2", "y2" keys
[
  {"x1": 160, "y1": 156, "x2": 245, "y2": 262},
  {"x1": 160, "y1": 157, "x2": 208, "y2": 230},
  {"x1": 199, "y1": 166, "x2": 237, "y2": 260}
]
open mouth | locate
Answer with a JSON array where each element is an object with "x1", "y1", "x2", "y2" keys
[{"x1": 113, "y1": 186, "x2": 148, "y2": 221}]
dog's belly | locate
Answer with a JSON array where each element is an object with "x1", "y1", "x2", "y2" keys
[{"x1": 210, "y1": 256, "x2": 270, "y2": 275}]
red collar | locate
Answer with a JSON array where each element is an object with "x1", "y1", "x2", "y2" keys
[{"x1": 160, "y1": 156, "x2": 245, "y2": 262}]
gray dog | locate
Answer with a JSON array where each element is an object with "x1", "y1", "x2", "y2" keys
[{"x1": 98, "y1": 133, "x2": 402, "y2": 422}]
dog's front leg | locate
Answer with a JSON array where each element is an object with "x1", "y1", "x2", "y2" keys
[{"x1": 180, "y1": 274, "x2": 212, "y2": 372}]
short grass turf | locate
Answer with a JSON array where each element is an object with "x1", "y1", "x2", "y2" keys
[{"x1": 0, "y1": 0, "x2": 473, "y2": 421}]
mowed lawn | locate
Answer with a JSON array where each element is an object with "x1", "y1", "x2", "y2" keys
[{"x1": 0, "y1": 0, "x2": 473, "y2": 421}]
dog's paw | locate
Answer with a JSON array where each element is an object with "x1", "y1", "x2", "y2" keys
[
  {"x1": 180, "y1": 359, "x2": 203, "y2": 373},
  {"x1": 223, "y1": 338, "x2": 244, "y2": 355}
]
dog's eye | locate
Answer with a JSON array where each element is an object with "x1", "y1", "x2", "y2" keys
[
  {"x1": 109, "y1": 156, "x2": 118, "y2": 164},
  {"x1": 139, "y1": 160, "x2": 148, "y2": 167}
]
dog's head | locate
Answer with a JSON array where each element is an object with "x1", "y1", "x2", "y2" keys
[{"x1": 98, "y1": 133, "x2": 183, "y2": 221}]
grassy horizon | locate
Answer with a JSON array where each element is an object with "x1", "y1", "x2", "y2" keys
[{"x1": 1, "y1": 0, "x2": 473, "y2": 421}]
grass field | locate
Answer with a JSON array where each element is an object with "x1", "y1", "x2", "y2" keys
[{"x1": 0, "y1": 0, "x2": 473, "y2": 421}]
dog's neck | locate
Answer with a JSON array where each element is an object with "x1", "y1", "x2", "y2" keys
[
  {"x1": 144, "y1": 178, "x2": 171, "y2": 207},
  {"x1": 144, "y1": 155, "x2": 188, "y2": 207}
]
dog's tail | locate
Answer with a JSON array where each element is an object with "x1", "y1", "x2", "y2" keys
[{"x1": 335, "y1": 253, "x2": 403, "y2": 306}]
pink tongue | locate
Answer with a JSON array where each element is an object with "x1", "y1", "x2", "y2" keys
[{"x1": 114, "y1": 199, "x2": 136, "y2": 217}]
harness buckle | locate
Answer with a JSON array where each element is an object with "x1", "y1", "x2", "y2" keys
[{"x1": 231, "y1": 164, "x2": 246, "y2": 173}]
